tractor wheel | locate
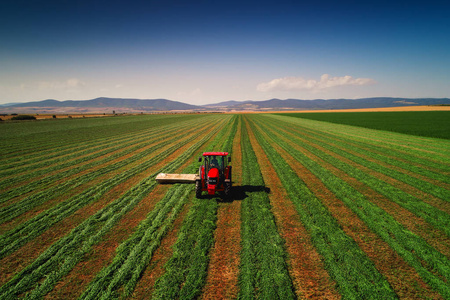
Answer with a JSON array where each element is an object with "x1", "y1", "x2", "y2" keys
[
  {"x1": 224, "y1": 181, "x2": 231, "y2": 197},
  {"x1": 195, "y1": 180, "x2": 202, "y2": 198}
]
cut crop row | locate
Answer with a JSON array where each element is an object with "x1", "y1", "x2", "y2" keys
[
  {"x1": 259, "y1": 117, "x2": 450, "y2": 236},
  {"x1": 251, "y1": 115, "x2": 450, "y2": 298},
  {"x1": 0, "y1": 117, "x2": 222, "y2": 259},
  {"x1": 275, "y1": 114, "x2": 450, "y2": 165},
  {"x1": 275, "y1": 117, "x2": 450, "y2": 186},
  {"x1": 0, "y1": 114, "x2": 205, "y2": 160},
  {"x1": 273, "y1": 114, "x2": 450, "y2": 173},
  {"x1": 79, "y1": 116, "x2": 237, "y2": 299},
  {"x1": 0, "y1": 116, "x2": 194, "y2": 182},
  {"x1": 151, "y1": 116, "x2": 238, "y2": 299},
  {"x1": 0, "y1": 115, "x2": 230, "y2": 299},
  {"x1": 247, "y1": 115, "x2": 397, "y2": 299},
  {"x1": 0, "y1": 114, "x2": 209, "y2": 169},
  {"x1": 201, "y1": 116, "x2": 243, "y2": 300},
  {"x1": 0, "y1": 120, "x2": 213, "y2": 225},
  {"x1": 0, "y1": 121, "x2": 188, "y2": 192},
  {"x1": 236, "y1": 118, "x2": 295, "y2": 299}
]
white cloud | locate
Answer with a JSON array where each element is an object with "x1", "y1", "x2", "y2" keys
[
  {"x1": 38, "y1": 78, "x2": 85, "y2": 90},
  {"x1": 257, "y1": 74, "x2": 376, "y2": 92}
]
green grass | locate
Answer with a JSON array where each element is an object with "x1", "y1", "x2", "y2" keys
[{"x1": 277, "y1": 111, "x2": 450, "y2": 139}]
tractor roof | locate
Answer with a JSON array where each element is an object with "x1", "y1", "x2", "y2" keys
[{"x1": 202, "y1": 152, "x2": 228, "y2": 156}]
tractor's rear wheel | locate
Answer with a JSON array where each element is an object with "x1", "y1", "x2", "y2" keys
[{"x1": 195, "y1": 180, "x2": 202, "y2": 198}]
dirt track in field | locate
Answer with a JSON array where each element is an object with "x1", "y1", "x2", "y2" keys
[{"x1": 201, "y1": 119, "x2": 242, "y2": 300}]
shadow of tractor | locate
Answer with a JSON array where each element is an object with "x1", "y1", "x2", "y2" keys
[
  {"x1": 220, "y1": 185, "x2": 270, "y2": 202},
  {"x1": 198, "y1": 185, "x2": 270, "y2": 202}
]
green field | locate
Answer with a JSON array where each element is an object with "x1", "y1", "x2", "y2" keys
[
  {"x1": 0, "y1": 114, "x2": 449, "y2": 299},
  {"x1": 277, "y1": 111, "x2": 450, "y2": 139}
]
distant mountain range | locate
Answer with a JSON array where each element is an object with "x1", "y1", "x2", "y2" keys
[
  {"x1": 1, "y1": 97, "x2": 450, "y2": 113},
  {"x1": 3, "y1": 97, "x2": 200, "y2": 111},
  {"x1": 206, "y1": 97, "x2": 450, "y2": 110}
]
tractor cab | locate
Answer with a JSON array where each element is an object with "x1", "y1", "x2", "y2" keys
[{"x1": 196, "y1": 152, "x2": 232, "y2": 197}]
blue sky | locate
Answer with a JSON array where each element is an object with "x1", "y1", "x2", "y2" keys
[{"x1": 1, "y1": 0, "x2": 449, "y2": 105}]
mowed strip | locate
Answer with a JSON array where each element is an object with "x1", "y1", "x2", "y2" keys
[
  {"x1": 0, "y1": 117, "x2": 206, "y2": 210},
  {"x1": 253, "y1": 114, "x2": 450, "y2": 298},
  {"x1": 0, "y1": 119, "x2": 169, "y2": 185},
  {"x1": 0, "y1": 126, "x2": 192, "y2": 228},
  {"x1": 250, "y1": 117, "x2": 441, "y2": 299},
  {"x1": 51, "y1": 116, "x2": 231, "y2": 299},
  {"x1": 287, "y1": 123, "x2": 450, "y2": 187},
  {"x1": 0, "y1": 121, "x2": 183, "y2": 193},
  {"x1": 0, "y1": 114, "x2": 193, "y2": 161},
  {"x1": 236, "y1": 119, "x2": 295, "y2": 299},
  {"x1": 282, "y1": 120, "x2": 450, "y2": 191},
  {"x1": 201, "y1": 116, "x2": 242, "y2": 300},
  {"x1": 0, "y1": 118, "x2": 212, "y2": 240},
  {"x1": 289, "y1": 126, "x2": 450, "y2": 207},
  {"x1": 131, "y1": 118, "x2": 237, "y2": 299},
  {"x1": 265, "y1": 117, "x2": 450, "y2": 250},
  {"x1": 0, "y1": 114, "x2": 176, "y2": 168},
  {"x1": 248, "y1": 116, "x2": 398, "y2": 299},
  {"x1": 277, "y1": 114, "x2": 450, "y2": 166},
  {"x1": 246, "y1": 117, "x2": 339, "y2": 299},
  {"x1": 0, "y1": 116, "x2": 220, "y2": 285},
  {"x1": 151, "y1": 116, "x2": 238, "y2": 299},
  {"x1": 0, "y1": 115, "x2": 230, "y2": 299},
  {"x1": 0, "y1": 118, "x2": 213, "y2": 286},
  {"x1": 0, "y1": 120, "x2": 200, "y2": 220}
]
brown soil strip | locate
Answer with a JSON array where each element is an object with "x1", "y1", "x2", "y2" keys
[
  {"x1": 0, "y1": 123, "x2": 216, "y2": 286},
  {"x1": 42, "y1": 123, "x2": 222, "y2": 299},
  {"x1": 201, "y1": 118, "x2": 243, "y2": 300},
  {"x1": 270, "y1": 123, "x2": 450, "y2": 256},
  {"x1": 246, "y1": 119, "x2": 340, "y2": 299},
  {"x1": 255, "y1": 121, "x2": 442, "y2": 299}
]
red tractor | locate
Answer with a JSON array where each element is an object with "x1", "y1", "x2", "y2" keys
[{"x1": 196, "y1": 152, "x2": 232, "y2": 198}]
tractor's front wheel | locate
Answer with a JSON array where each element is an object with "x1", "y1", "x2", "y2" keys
[{"x1": 195, "y1": 180, "x2": 202, "y2": 198}]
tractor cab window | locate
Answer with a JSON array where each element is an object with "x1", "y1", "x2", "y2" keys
[{"x1": 207, "y1": 156, "x2": 223, "y2": 170}]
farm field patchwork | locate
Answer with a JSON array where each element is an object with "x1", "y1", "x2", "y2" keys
[{"x1": 0, "y1": 113, "x2": 449, "y2": 299}]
